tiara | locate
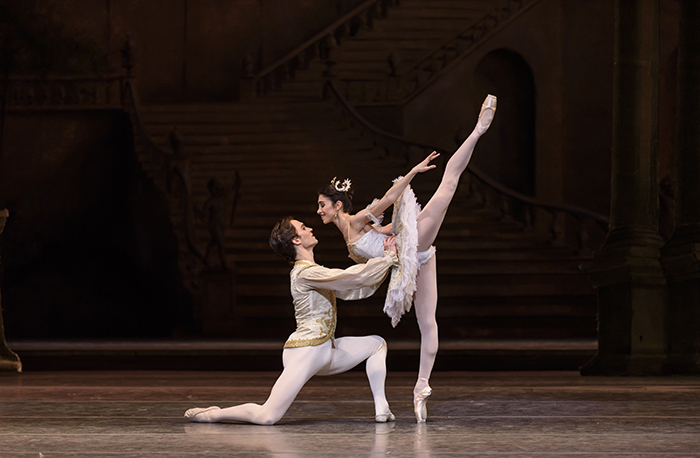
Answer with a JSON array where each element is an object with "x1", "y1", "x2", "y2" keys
[{"x1": 330, "y1": 177, "x2": 352, "y2": 193}]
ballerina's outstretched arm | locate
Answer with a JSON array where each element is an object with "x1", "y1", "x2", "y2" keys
[{"x1": 362, "y1": 151, "x2": 440, "y2": 223}]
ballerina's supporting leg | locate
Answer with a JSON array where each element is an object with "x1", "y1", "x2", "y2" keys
[
  {"x1": 413, "y1": 254, "x2": 438, "y2": 422},
  {"x1": 410, "y1": 95, "x2": 496, "y2": 421}
]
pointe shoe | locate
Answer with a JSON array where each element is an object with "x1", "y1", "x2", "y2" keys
[
  {"x1": 375, "y1": 411, "x2": 396, "y2": 423},
  {"x1": 476, "y1": 94, "x2": 497, "y2": 134},
  {"x1": 413, "y1": 386, "x2": 432, "y2": 423},
  {"x1": 184, "y1": 406, "x2": 220, "y2": 422}
]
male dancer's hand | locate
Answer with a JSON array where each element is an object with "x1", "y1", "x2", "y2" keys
[{"x1": 383, "y1": 236, "x2": 397, "y2": 255}]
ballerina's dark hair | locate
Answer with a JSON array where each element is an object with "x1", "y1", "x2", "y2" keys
[
  {"x1": 318, "y1": 180, "x2": 354, "y2": 213},
  {"x1": 270, "y1": 216, "x2": 298, "y2": 264}
]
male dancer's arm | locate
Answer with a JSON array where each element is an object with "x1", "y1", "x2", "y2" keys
[{"x1": 298, "y1": 249, "x2": 398, "y2": 300}]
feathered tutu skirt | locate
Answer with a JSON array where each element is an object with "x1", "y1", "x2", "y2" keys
[
  {"x1": 385, "y1": 184, "x2": 435, "y2": 326},
  {"x1": 351, "y1": 181, "x2": 435, "y2": 327}
]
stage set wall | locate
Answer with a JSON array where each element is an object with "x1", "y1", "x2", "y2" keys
[{"x1": 0, "y1": 0, "x2": 682, "y2": 339}]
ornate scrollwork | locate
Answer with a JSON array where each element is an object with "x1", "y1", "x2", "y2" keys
[{"x1": 5, "y1": 76, "x2": 122, "y2": 110}]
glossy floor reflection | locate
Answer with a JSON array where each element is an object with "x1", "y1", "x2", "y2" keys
[{"x1": 1, "y1": 371, "x2": 700, "y2": 456}]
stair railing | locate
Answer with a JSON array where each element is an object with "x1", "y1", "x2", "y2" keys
[
  {"x1": 120, "y1": 77, "x2": 205, "y2": 265},
  {"x1": 251, "y1": 0, "x2": 398, "y2": 97},
  {"x1": 249, "y1": 0, "x2": 544, "y2": 105},
  {"x1": 338, "y1": 0, "x2": 546, "y2": 104},
  {"x1": 324, "y1": 80, "x2": 609, "y2": 254}
]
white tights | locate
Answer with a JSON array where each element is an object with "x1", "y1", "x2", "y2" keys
[
  {"x1": 413, "y1": 125, "x2": 486, "y2": 394},
  {"x1": 198, "y1": 336, "x2": 390, "y2": 425}
]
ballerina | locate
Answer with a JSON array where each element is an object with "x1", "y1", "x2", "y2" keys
[{"x1": 316, "y1": 94, "x2": 497, "y2": 422}]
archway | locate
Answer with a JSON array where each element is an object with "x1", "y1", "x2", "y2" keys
[{"x1": 472, "y1": 49, "x2": 536, "y2": 196}]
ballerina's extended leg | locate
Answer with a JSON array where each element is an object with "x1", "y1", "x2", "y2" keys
[{"x1": 417, "y1": 95, "x2": 496, "y2": 252}]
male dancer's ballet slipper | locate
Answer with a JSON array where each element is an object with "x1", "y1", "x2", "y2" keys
[
  {"x1": 413, "y1": 386, "x2": 432, "y2": 423},
  {"x1": 375, "y1": 411, "x2": 396, "y2": 423},
  {"x1": 476, "y1": 94, "x2": 497, "y2": 134},
  {"x1": 184, "y1": 406, "x2": 220, "y2": 422}
]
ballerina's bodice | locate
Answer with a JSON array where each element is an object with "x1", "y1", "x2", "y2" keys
[{"x1": 347, "y1": 229, "x2": 388, "y2": 264}]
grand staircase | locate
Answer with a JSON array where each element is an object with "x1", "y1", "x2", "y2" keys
[
  {"x1": 333, "y1": 0, "x2": 503, "y2": 103},
  {"x1": 131, "y1": 0, "x2": 598, "y2": 345},
  {"x1": 256, "y1": 0, "x2": 540, "y2": 104}
]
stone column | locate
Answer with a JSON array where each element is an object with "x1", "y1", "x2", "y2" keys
[
  {"x1": 660, "y1": 0, "x2": 700, "y2": 374},
  {"x1": 582, "y1": 0, "x2": 668, "y2": 375},
  {"x1": 0, "y1": 209, "x2": 21, "y2": 372}
]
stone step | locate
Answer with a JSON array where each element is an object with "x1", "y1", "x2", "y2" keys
[
  {"x1": 228, "y1": 246, "x2": 581, "y2": 263},
  {"x1": 230, "y1": 277, "x2": 593, "y2": 298},
  {"x1": 351, "y1": 29, "x2": 454, "y2": 42},
  {"x1": 236, "y1": 291, "x2": 595, "y2": 308},
  {"x1": 234, "y1": 264, "x2": 591, "y2": 281},
  {"x1": 140, "y1": 108, "x2": 337, "y2": 125},
  {"x1": 388, "y1": 8, "x2": 489, "y2": 20},
  {"x1": 178, "y1": 160, "x2": 353, "y2": 175},
  {"x1": 229, "y1": 258, "x2": 589, "y2": 276},
  {"x1": 142, "y1": 130, "x2": 369, "y2": 147},
  {"x1": 336, "y1": 62, "x2": 393, "y2": 73},
  {"x1": 233, "y1": 298, "x2": 596, "y2": 320},
  {"x1": 7, "y1": 338, "x2": 597, "y2": 371},
  {"x1": 177, "y1": 202, "x2": 502, "y2": 219},
  {"x1": 371, "y1": 18, "x2": 483, "y2": 33},
  {"x1": 338, "y1": 47, "x2": 433, "y2": 61},
  {"x1": 141, "y1": 100, "x2": 331, "y2": 113},
  {"x1": 143, "y1": 119, "x2": 348, "y2": 135},
  {"x1": 139, "y1": 142, "x2": 379, "y2": 156},
  {"x1": 217, "y1": 217, "x2": 526, "y2": 234},
  {"x1": 399, "y1": 0, "x2": 499, "y2": 9},
  {"x1": 339, "y1": 39, "x2": 439, "y2": 52},
  {"x1": 204, "y1": 224, "x2": 534, "y2": 241}
]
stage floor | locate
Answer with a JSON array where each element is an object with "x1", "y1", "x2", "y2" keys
[{"x1": 1, "y1": 371, "x2": 699, "y2": 457}]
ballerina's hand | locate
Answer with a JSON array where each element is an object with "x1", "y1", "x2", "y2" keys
[
  {"x1": 383, "y1": 236, "x2": 397, "y2": 255},
  {"x1": 412, "y1": 151, "x2": 440, "y2": 174}
]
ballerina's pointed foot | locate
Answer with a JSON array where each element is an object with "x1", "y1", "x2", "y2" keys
[
  {"x1": 184, "y1": 406, "x2": 220, "y2": 422},
  {"x1": 476, "y1": 94, "x2": 497, "y2": 135},
  {"x1": 414, "y1": 386, "x2": 432, "y2": 423},
  {"x1": 375, "y1": 411, "x2": 396, "y2": 423}
]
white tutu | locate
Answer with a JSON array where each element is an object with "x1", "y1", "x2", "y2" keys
[
  {"x1": 385, "y1": 183, "x2": 435, "y2": 326},
  {"x1": 347, "y1": 181, "x2": 435, "y2": 327}
]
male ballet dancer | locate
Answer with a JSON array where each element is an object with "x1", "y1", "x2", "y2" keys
[{"x1": 184, "y1": 217, "x2": 398, "y2": 425}]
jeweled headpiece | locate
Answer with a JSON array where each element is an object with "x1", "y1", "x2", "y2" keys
[{"x1": 330, "y1": 176, "x2": 352, "y2": 193}]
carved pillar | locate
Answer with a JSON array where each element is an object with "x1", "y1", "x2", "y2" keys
[
  {"x1": 660, "y1": 0, "x2": 700, "y2": 374},
  {"x1": 582, "y1": 0, "x2": 668, "y2": 375},
  {"x1": 0, "y1": 210, "x2": 21, "y2": 372}
]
